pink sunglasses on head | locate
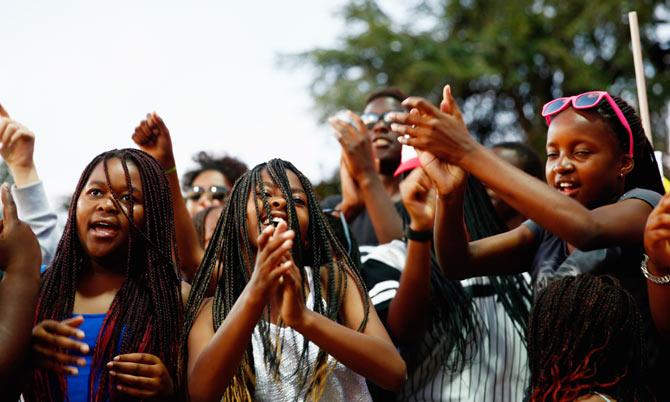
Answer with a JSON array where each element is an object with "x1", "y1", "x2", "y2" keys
[{"x1": 541, "y1": 91, "x2": 634, "y2": 157}]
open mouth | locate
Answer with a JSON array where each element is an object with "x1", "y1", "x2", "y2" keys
[
  {"x1": 89, "y1": 221, "x2": 121, "y2": 238},
  {"x1": 372, "y1": 137, "x2": 392, "y2": 148},
  {"x1": 556, "y1": 181, "x2": 580, "y2": 197},
  {"x1": 261, "y1": 216, "x2": 286, "y2": 229}
]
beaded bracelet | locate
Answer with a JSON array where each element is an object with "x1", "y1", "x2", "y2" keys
[{"x1": 641, "y1": 254, "x2": 670, "y2": 285}]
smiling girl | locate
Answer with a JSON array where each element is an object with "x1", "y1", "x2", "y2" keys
[
  {"x1": 24, "y1": 149, "x2": 183, "y2": 402},
  {"x1": 183, "y1": 159, "x2": 406, "y2": 402},
  {"x1": 389, "y1": 86, "x2": 666, "y2": 399}
]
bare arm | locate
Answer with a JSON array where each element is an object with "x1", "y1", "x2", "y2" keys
[
  {"x1": 187, "y1": 223, "x2": 294, "y2": 402},
  {"x1": 643, "y1": 193, "x2": 670, "y2": 338},
  {"x1": 330, "y1": 114, "x2": 403, "y2": 243},
  {"x1": 280, "y1": 263, "x2": 406, "y2": 391},
  {"x1": 132, "y1": 113, "x2": 204, "y2": 281},
  {"x1": 0, "y1": 184, "x2": 41, "y2": 391}
]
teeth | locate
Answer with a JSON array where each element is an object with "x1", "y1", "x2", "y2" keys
[{"x1": 559, "y1": 183, "x2": 573, "y2": 188}]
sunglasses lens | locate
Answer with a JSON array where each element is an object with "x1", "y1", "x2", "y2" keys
[
  {"x1": 360, "y1": 113, "x2": 380, "y2": 128},
  {"x1": 574, "y1": 92, "x2": 601, "y2": 108},
  {"x1": 543, "y1": 99, "x2": 567, "y2": 116}
]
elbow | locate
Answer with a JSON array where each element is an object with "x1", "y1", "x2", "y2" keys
[{"x1": 381, "y1": 358, "x2": 407, "y2": 391}]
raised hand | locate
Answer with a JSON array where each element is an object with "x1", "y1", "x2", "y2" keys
[
  {"x1": 107, "y1": 353, "x2": 175, "y2": 400},
  {"x1": 399, "y1": 168, "x2": 436, "y2": 232},
  {"x1": 645, "y1": 193, "x2": 670, "y2": 272},
  {"x1": 31, "y1": 316, "x2": 89, "y2": 375},
  {"x1": 0, "y1": 184, "x2": 41, "y2": 273},
  {"x1": 337, "y1": 157, "x2": 363, "y2": 220},
  {"x1": 416, "y1": 149, "x2": 468, "y2": 198},
  {"x1": 329, "y1": 111, "x2": 377, "y2": 182},
  {"x1": 0, "y1": 104, "x2": 38, "y2": 185},
  {"x1": 389, "y1": 85, "x2": 475, "y2": 164},
  {"x1": 131, "y1": 112, "x2": 175, "y2": 170},
  {"x1": 248, "y1": 220, "x2": 295, "y2": 306}
]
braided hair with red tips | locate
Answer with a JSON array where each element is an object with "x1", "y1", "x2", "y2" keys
[
  {"x1": 24, "y1": 149, "x2": 183, "y2": 402},
  {"x1": 528, "y1": 274, "x2": 653, "y2": 402}
]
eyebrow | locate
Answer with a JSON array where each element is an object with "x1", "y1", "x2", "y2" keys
[{"x1": 86, "y1": 180, "x2": 142, "y2": 194}]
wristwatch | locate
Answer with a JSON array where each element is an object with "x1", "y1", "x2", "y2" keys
[{"x1": 405, "y1": 226, "x2": 433, "y2": 242}]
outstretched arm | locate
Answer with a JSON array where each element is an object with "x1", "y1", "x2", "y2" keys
[
  {"x1": 392, "y1": 85, "x2": 654, "y2": 252},
  {"x1": 132, "y1": 113, "x2": 203, "y2": 281}
]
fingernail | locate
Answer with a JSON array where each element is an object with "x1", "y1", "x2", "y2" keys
[
  {"x1": 76, "y1": 330, "x2": 85, "y2": 339},
  {"x1": 78, "y1": 358, "x2": 86, "y2": 367},
  {"x1": 70, "y1": 367, "x2": 79, "y2": 376},
  {"x1": 106, "y1": 362, "x2": 113, "y2": 368},
  {"x1": 109, "y1": 370, "x2": 117, "y2": 376},
  {"x1": 113, "y1": 356, "x2": 120, "y2": 361},
  {"x1": 81, "y1": 344, "x2": 89, "y2": 354},
  {"x1": 398, "y1": 136, "x2": 407, "y2": 144},
  {"x1": 117, "y1": 385, "x2": 122, "y2": 390}
]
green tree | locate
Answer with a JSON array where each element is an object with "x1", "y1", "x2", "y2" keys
[{"x1": 290, "y1": 0, "x2": 670, "y2": 153}]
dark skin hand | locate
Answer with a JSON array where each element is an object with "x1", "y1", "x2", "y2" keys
[
  {"x1": 329, "y1": 111, "x2": 403, "y2": 243},
  {"x1": 390, "y1": 85, "x2": 653, "y2": 280},
  {"x1": 132, "y1": 112, "x2": 204, "y2": 282},
  {"x1": 107, "y1": 353, "x2": 175, "y2": 400},
  {"x1": 643, "y1": 192, "x2": 670, "y2": 338},
  {"x1": 0, "y1": 183, "x2": 41, "y2": 397}
]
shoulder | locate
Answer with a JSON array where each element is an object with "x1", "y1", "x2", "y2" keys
[{"x1": 619, "y1": 188, "x2": 663, "y2": 209}]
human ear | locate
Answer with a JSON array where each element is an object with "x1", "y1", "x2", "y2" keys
[{"x1": 619, "y1": 155, "x2": 634, "y2": 177}]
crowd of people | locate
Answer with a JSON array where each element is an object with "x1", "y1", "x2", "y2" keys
[{"x1": 0, "y1": 83, "x2": 669, "y2": 402}]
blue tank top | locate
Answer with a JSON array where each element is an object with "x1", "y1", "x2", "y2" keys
[{"x1": 66, "y1": 313, "x2": 106, "y2": 402}]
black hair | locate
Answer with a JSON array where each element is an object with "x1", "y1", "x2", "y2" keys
[
  {"x1": 181, "y1": 159, "x2": 370, "y2": 401},
  {"x1": 596, "y1": 95, "x2": 664, "y2": 195},
  {"x1": 491, "y1": 141, "x2": 544, "y2": 181},
  {"x1": 528, "y1": 274, "x2": 652, "y2": 401},
  {"x1": 193, "y1": 205, "x2": 224, "y2": 248},
  {"x1": 364, "y1": 87, "x2": 408, "y2": 107},
  {"x1": 25, "y1": 149, "x2": 183, "y2": 402},
  {"x1": 181, "y1": 151, "x2": 248, "y2": 191}
]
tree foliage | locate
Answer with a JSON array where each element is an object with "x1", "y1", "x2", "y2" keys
[{"x1": 291, "y1": 0, "x2": 670, "y2": 152}]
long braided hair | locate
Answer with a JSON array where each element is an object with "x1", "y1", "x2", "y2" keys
[
  {"x1": 463, "y1": 176, "x2": 533, "y2": 337},
  {"x1": 528, "y1": 274, "x2": 652, "y2": 401},
  {"x1": 181, "y1": 159, "x2": 370, "y2": 401},
  {"x1": 25, "y1": 149, "x2": 183, "y2": 402},
  {"x1": 595, "y1": 95, "x2": 664, "y2": 196}
]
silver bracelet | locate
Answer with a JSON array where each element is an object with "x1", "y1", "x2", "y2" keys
[{"x1": 641, "y1": 254, "x2": 670, "y2": 285}]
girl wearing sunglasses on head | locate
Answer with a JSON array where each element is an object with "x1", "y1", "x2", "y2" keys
[{"x1": 389, "y1": 87, "x2": 666, "y2": 400}]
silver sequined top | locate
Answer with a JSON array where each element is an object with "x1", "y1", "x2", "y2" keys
[{"x1": 251, "y1": 267, "x2": 373, "y2": 402}]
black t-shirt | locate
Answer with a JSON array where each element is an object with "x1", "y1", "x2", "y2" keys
[
  {"x1": 321, "y1": 194, "x2": 407, "y2": 247},
  {"x1": 524, "y1": 187, "x2": 668, "y2": 400},
  {"x1": 524, "y1": 188, "x2": 661, "y2": 295}
]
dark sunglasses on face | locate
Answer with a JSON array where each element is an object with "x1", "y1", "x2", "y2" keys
[
  {"x1": 184, "y1": 185, "x2": 229, "y2": 202},
  {"x1": 360, "y1": 110, "x2": 404, "y2": 129}
]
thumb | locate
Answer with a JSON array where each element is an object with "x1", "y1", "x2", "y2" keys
[
  {"x1": 0, "y1": 104, "x2": 9, "y2": 118},
  {"x1": 440, "y1": 85, "x2": 463, "y2": 119},
  {"x1": 1, "y1": 184, "x2": 17, "y2": 225}
]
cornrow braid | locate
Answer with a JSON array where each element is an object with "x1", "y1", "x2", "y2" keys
[
  {"x1": 596, "y1": 95, "x2": 664, "y2": 195},
  {"x1": 181, "y1": 159, "x2": 370, "y2": 402},
  {"x1": 528, "y1": 274, "x2": 653, "y2": 401},
  {"x1": 25, "y1": 149, "x2": 183, "y2": 402}
]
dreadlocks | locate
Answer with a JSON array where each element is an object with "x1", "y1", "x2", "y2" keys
[
  {"x1": 25, "y1": 149, "x2": 183, "y2": 402},
  {"x1": 181, "y1": 158, "x2": 370, "y2": 401},
  {"x1": 528, "y1": 274, "x2": 652, "y2": 402}
]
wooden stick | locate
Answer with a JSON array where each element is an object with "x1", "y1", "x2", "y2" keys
[{"x1": 628, "y1": 11, "x2": 653, "y2": 143}]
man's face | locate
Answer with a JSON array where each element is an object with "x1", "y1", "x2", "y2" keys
[{"x1": 362, "y1": 96, "x2": 405, "y2": 175}]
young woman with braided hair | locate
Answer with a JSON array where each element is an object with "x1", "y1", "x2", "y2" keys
[
  {"x1": 528, "y1": 274, "x2": 652, "y2": 401},
  {"x1": 184, "y1": 159, "x2": 406, "y2": 402},
  {"x1": 25, "y1": 148, "x2": 183, "y2": 402},
  {"x1": 388, "y1": 86, "x2": 667, "y2": 398}
]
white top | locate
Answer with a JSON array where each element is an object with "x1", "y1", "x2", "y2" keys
[{"x1": 251, "y1": 267, "x2": 372, "y2": 402}]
